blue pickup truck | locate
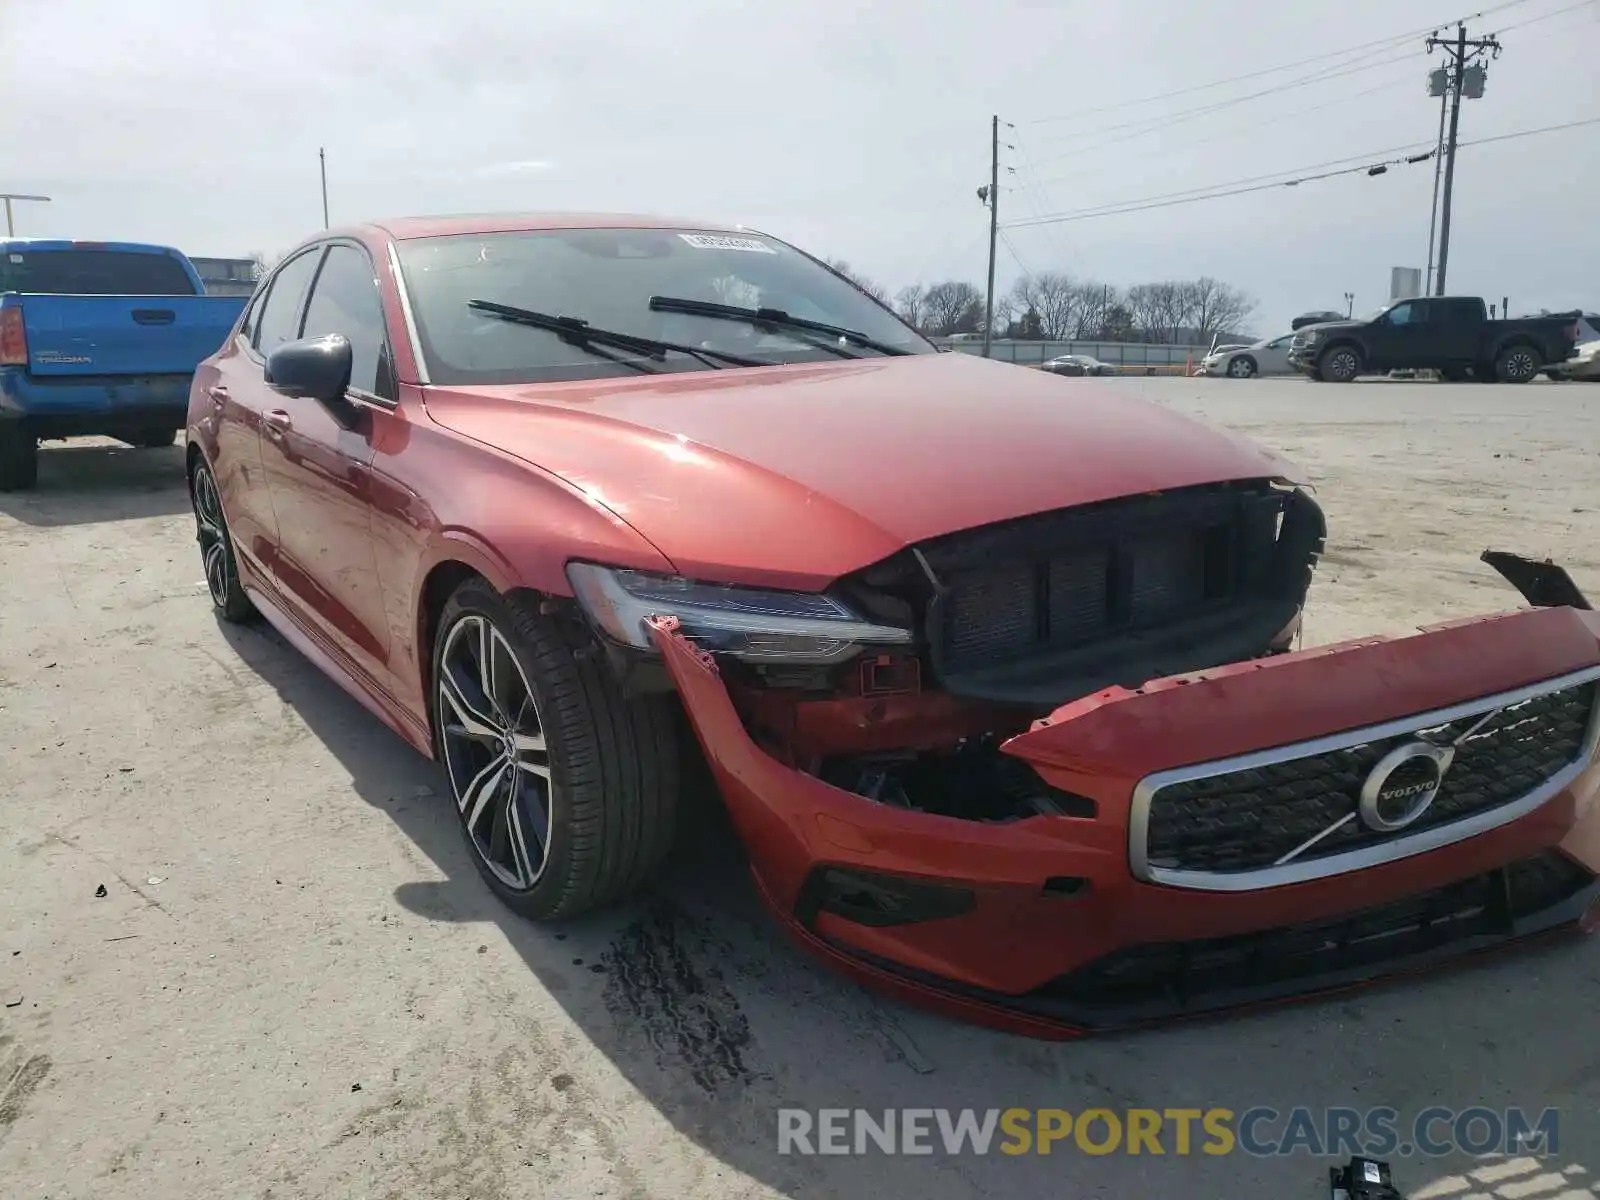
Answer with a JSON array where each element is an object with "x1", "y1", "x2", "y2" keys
[{"x1": 0, "y1": 240, "x2": 250, "y2": 490}]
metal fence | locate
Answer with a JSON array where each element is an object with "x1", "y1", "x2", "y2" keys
[{"x1": 933, "y1": 338, "x2": 1210, "y2": 366}]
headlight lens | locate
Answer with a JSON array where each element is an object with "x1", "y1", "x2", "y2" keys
[{"x1": 566, "y1": 563, "x2": 913, "y2": 664}]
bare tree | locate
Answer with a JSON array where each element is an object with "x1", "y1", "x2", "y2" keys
[
  {"x1": 1009, "y1": 271, "x2": 1082, "y2": 340},
  {"x1": 894, "y1": 284, "x2": 927, "y2": 330},
  {"x1": 922, "y1": 280, "x2": 984, "y2": 337},
  {"x1": 1126, "y1": 281, "x2": 1190, "y2": 343},
  {"x1": 825, "y1": 258, "x2": 889, "y2": 305},
  {"x1": 1182, "y1": 277, "x2": 1256, "y2": 340},
  {"x1": 1071, "y1": 282, "x2": 1114, "y2": 339}
]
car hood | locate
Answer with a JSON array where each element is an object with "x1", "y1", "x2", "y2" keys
[
  {"x1": 422, "y1": 353, "x2": 1304, "y2": 591},
  {"x1": 1297, "y1": 320, "x2": 1361, "y2": 335}
]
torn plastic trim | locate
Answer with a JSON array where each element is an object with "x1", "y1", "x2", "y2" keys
[{"x1": 1483, "y1": 550, "x2": 1592, "y2": 611}]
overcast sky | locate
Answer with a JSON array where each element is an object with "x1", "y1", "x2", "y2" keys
[{"x1": 1, "y1": 0, "x2": 1595, "y2": 333}]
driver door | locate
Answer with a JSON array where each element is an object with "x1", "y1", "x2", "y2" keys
[
  {"x1": 1367, "y1": 300, "x2": 1428, "y2": 372},
  {"x1": 256, "y1": 242, "x2": 393, "y2": 689}
]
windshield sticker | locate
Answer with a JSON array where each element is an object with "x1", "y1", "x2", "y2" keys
[
  {"x1": 7, "y1": 254, "x2": 22, "y2": 263},
  {"x1": 678, "y1": 233, "x2": 776, "y2": 254}
]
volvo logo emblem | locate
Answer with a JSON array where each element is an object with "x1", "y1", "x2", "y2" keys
[{"x1": 1358, "y1": 741, "x2": 1456, "y2": 832}]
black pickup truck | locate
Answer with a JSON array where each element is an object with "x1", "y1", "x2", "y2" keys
[{"x1": 1287, "y1": 296, "x2": 1581, "y2": 383}]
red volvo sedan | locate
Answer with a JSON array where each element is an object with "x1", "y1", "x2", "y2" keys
[{"x1": 186, "y1": 213, "x2": 1600, "y2": 1036}]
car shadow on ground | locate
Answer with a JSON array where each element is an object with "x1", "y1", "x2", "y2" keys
[
  {"x1": 0, "y1": 442, "x2": 190, "y2": 527},
  {"x1": 214, "y1": 616, "x2": 1600, "y2": 1200}
]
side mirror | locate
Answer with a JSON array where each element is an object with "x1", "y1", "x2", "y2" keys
[{"x1": 265, "y1": 334, "x2": 353, "y2": 405}]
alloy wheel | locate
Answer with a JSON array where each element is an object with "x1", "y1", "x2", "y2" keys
[
  {"x1": 1327, "y1": 349, "x2": 1359, "y2": 381},
  {"x1": 1503, "y1": 349, "x2": 1537, "y2": 382},
  {"x1": 437, "y1": 614, "x2": 554, "y2": 891},
  {"x1": 193, "y1": 466, "x2": 232, "y2": 607}
]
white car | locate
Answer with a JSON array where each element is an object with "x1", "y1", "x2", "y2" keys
[
  {"x1": 1199, "y1": 332, "x2": 1296, "y2": 378},
  {"x1": 1551, "y1": 338, "x2": 1600, "y2": 381}
]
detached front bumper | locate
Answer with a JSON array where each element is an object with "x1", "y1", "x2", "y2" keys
[{"x1": 650, "y1": 599, "x2": 1600, "y2": 1037}]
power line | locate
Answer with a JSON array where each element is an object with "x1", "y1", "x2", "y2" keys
[
  {"x1": 1490, "y1": 0, "x2": 1599, "y2": 32},
  {"x1": 1007, "y1": 141, "x2": 1439, "y2": 227},
  {"x1": 1027, "y1": 48, "x2": 1423, "y2": 160},
  {"x1": 1001, "y1": 114, "x2": 1600, "y2": 230},
  {"x1": 1026, "y1": 73, "x2": 1418, "y2": 187},
  {"x1": 1020, "y1": 0, "x2": 1540, "y2": 126}
]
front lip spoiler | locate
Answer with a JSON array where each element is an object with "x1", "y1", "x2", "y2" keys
[{"x1": 800, "y1": 877, "x2": 1598, "y2": 1037}]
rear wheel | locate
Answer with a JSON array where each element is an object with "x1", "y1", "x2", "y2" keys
[
  {"x1": 0, "y1": 424, "x2": 39, "y2": 492},
  {"x1": 1227, "y1": 355, "x2": 1257, "y2": 378},
  {"x1": 1494, "y1": 344, "x2": 1541, "y2": 383},
  {"x1": 1318, "y1": 345, "x2": 1362, "y2": 383},
  {"x1": 191, "y1": 459, "x2": 256, "y2": 622},
  {"x1": 432, "y1": 579, "x2": 680, "y2": 921}
]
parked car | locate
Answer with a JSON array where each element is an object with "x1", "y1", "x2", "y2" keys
[
  {"x1": 0, "y1": 240, "x2": 250, "y2": 489},
  {"x1": 1041, "y1": 353, "x2": 1114, "y2": 377},
  {"x1": 1547, "y1": 315, "x2": 1600, "y2": 380},
  {"x1": 188, "y1": 213, "x2": 1600, "y2": 1036},
  {"x1": 1287, "y1": 296, "x2": 1581, "y2": 383},
  {"x1": 1198, "y1": 332, "x2": 1295, "y2": 378},
  {"x1": 1550, "y1": 338, "x2": 1600, "y2": 381}
]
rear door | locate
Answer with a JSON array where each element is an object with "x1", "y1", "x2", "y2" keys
[
  {"x1": 256, "y1": 242, "x2": 393, "y2": 686},
  {"x1": 1427, "y1": 298, "x2": 1483, "y2": 365}
]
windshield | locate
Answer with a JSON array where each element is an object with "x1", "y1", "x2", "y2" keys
[
  {"x1": 396, "y1": 228, "x2": 935, "y2": 385},
  {"x1": 0, "y1": 248, "x2": 197, "y2": 295}
]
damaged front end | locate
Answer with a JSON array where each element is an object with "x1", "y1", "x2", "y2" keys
[
  {"x1": 621, "y1": 493, "x2": 1600, "y2": 1034},
  {"x1": 656, "y1": 478, "x2": 1327, "y2": 825}
]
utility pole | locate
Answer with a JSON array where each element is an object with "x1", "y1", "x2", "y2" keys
[
  {"x1": 1423, "y1": 85, "x2": 1447, "y2": 287},
  {"x1": 981, "y1": 115, "x2": 999, "y2": 358},
  {"x1": 319, "y1": 148, "x2": 330, "y2": 230},
  {"x1": 1427, "y1": 22, "x2": 1500, "y2": 295},
  {"x1": 1, "y1": 193, "x2": 51, "y2": 238}
]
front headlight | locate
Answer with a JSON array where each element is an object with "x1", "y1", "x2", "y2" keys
[
  {"x1": 1301, "y1": 330, "x2": 1324, "y2": 345},
  {"x1": 566, "y1": 563, "x2": 913, "y2": 664}
]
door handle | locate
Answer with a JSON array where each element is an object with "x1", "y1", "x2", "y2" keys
[{"x1": 263, "y1": 409, "x2": 293, "y2": 437}]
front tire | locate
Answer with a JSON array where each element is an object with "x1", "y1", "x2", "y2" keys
[
  {"x1": 432, "y1": 579, "x2": 679, "y2": 921},
  {"x1": 1494, "y1": 344, "x2": 1541, "y2": 383},
  {"x1": 1227, "y1": 355, "x2": 1257, "y2": 379},
  {"x1": 191, "y1": 460, "x2": 256, "y2": 622},
  {"x1": 1318, "y1": 345, "x2": 1362, "y2": 383},
  {"x1": 0, "y1": 424, "x2": 39, "y2": 492}
]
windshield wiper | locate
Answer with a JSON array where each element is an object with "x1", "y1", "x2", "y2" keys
[
  {"x1": 648, "y1": 296, "x2": 912, "y2": 357},
  {"x1": 467, "y1": 300, "x2": 773, "y2": 369}
]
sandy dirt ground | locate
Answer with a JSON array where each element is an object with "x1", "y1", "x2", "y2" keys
[{"x1": 2, "y1": 376, "x2": 1599, "y2": 1200}]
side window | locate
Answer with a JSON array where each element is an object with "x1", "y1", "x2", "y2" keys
[
  {"x1": 239, "y1": 285, "x2": 268, "y2": 343},
  {"x1": 299, "y1": 245, "x2": 389, "y2": 397},
  {"x1": 254, "y1": 249, "x2": 323, "y2": 354},
  {"x1": 1387, "y1": 302, "x2": 1420, "y2": 326}
]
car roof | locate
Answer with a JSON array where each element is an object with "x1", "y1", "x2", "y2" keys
[{"x1": 359, "y1": 212, "x2": 750, "y2": 241}]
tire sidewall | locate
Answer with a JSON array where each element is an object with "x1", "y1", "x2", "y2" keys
[
  {"x1": 431, "y1": 584, "x2": 574, "y2": 916},
  {"x1": 1497, "y1": 346, "x2": 1539, "y2": 383},
  {"x1": 191, "y1": 459, "x2": 252, "y2": 619},
  {"x1": 1229, "y1": 356, "x2": 1256, "y2": 378},
  {"x1": 1321, "y1": 346, "x2": 1360, "y2": 382}
]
